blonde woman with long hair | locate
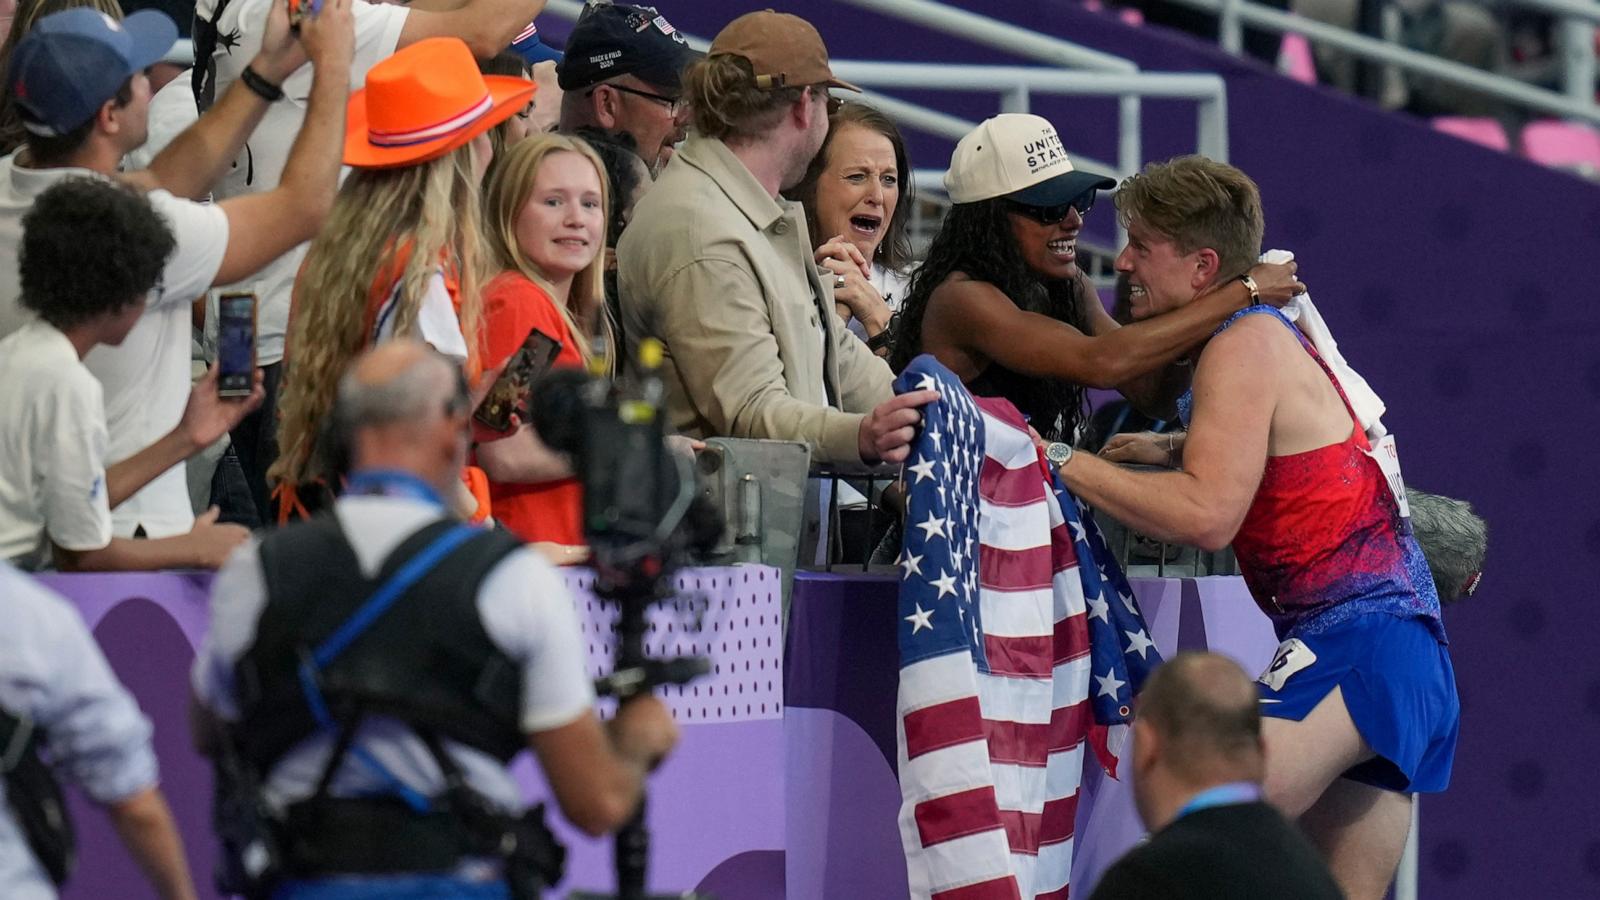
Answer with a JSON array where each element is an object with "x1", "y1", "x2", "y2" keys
[
  {"x1": 269, "y1": 37, "x2": 533, "y2": 520},
  {"x1": 474, "y1": 133, "x2": 613, "y2": 548}
]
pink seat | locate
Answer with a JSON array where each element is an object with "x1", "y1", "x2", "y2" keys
[
  {"x1": 1432, "y1": 117, "x2": 1510, "y2": 152},
  {"x1": 1082, "y1": 0, "x2": 1143, "y2": 25},
  {"x1": 1279, "y1": 33, "x2": 1317, "y2": 85},
  {"x1": 1522, "y1": 120, "x2": 1600, "y2": 172}
]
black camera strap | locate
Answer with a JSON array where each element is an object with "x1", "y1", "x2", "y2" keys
[
  {"x1": 296, "y1": 522, "x2": 481, "y2": 812},
  {"x1": 0, "y1": 705, "x2": 74, "y2": 884}
]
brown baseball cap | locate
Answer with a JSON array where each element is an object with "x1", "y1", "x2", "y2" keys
[{"x1": 708, "y1": 10, "x2": 860, "y2": 93}]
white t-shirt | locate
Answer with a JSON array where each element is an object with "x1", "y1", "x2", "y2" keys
[
  {"x1": 373, "y1": 271, "x2": 469, "y2": 361},
  {"x1": 844, "y1": 263, "x2": 913, "y2": 342},
  {"x1": 0, "y1": 322, "x2": 114, "y2": 568},
  {"x1": 192, "y1": 494, "x2": 595, "y2": 812},
  {"x1": 197, "y1": 0, "x2": 410, "y2": 365},
  {"x1": 123, "y1": 72, "x2": 200, "y2": 172},
  {"x1": 0, "y1": 156, "x2": 229, "y2": 538}
]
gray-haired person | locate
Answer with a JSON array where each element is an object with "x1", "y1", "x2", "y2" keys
[{"x1": 190, "y1": 341, "x2": 677, "y2": 897}]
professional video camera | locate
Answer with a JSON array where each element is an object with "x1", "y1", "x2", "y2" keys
[
  {"x1": 530, "y1": 340, "x2": 721, "y2": 597},
  {"x1": 530, "y1": 339, "x2": 720, "y2": 900}
]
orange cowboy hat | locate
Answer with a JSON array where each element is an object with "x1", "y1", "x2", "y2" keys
[{"x1": 345, "y1": 37, "x2": 537, "y2": 169}]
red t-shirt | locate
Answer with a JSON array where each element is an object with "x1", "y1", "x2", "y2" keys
[{"x1": 476, "y1": 271, "x2": 585, "y2": 546}]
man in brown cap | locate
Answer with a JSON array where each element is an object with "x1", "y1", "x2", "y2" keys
[{"x1": 618, "y1": 10, "x2": 934, "y2": 468}]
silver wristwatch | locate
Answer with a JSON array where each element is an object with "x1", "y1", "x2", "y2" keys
[{"x1": 1045, "y1": 442, "x2": 1075, "y2": 467}]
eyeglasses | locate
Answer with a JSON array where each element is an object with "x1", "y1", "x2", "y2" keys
[
  {"x1": 1004, "y1": 191, "x2": 1098, "y2": 225},
  {"x1": 592, "y1": 83, "x2": 684, "y2": 116}
]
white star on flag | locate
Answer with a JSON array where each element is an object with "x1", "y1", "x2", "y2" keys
[
  {"x1": 1087, "y1": 590, "x2": 1110, "y2": 623},
  {"x1": 931, "y1": 571, "x2": 958, "y2": 599},
  {"x1": 906, "y1": 604, "x2": 934, "y2": 633},
  {"x1": 1124, "y1": 628, "x2": 1155, "y2": 659},
  {"x1": 1070, "y1": 519, "x2": 1087, "y2": 544},
  {"x1": 916, "y1": 512, "x2": 947, "y2": 542},
  {"x1": 901, "y1": 552, "x2": 923, "y2": 578},
  {"x1": 907, "y1": 456, "x2": 936, "y2": 483},
  {"x1": 1096, "y1": 668, "x2": 1127, "y2": 699}
]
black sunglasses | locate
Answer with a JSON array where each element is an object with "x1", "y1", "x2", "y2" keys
[{"x1": 1004, "y1": 191, "x2": 1098, "y2": 225}]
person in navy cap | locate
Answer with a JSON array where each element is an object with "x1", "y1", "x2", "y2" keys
[{"x1": 556, "y1": 0, "x2": 698, "y2": 174}]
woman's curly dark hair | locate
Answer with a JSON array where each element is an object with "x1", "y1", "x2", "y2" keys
[
  {"x1": 890, "y1": 198, "x2": 1087, "y2": 441},
  {"x1": 20, "y1": 177, "x2": 175, "y2": 329}
]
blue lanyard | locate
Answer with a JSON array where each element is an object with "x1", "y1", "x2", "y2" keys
[
  {"x1": 1175, "y1": 782, "x2": 1262, "y2": 821},
  {"x1": 343, "y1": 469, "x2": 445, "y2": 507}
]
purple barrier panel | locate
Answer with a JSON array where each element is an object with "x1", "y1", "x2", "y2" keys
[
  {"x1": 34, "y1": 565, "x2": 785, "y2": 900},
  {"x1": 784, "y1": 573, "x2": 906, "y2": 898}
]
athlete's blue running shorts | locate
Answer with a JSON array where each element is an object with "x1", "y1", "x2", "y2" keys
[{"x1": 1256, "y1": 611, "x2": 1459, "y2": 793}]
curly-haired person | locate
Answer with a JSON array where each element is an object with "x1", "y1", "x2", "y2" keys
[{"x1": 0, "y1": 177, "x2": 261, "y2": 571}]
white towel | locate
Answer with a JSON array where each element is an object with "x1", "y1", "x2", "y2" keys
[{"x1": 1260, "y1": 249, "x2": 1388, "y2": 440}]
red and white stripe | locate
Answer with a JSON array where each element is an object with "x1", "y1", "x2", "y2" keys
[
  {"x1": 899, "y1": 398, "x2": 1091, "y2": 900},
  {"x1": 368, "y1": 93, "x2": 492, "y2": 147}
]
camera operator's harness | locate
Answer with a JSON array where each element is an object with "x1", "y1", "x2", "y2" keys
[{"x1": 216, "y1": 512, "x2": 564, "y2": 899}]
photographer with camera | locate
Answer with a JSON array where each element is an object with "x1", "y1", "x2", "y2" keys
[{"x1": 190, "y1": 341, "x2": 678, "y2": 899}]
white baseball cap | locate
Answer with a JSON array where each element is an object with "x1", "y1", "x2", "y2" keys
[{"x1": 944, "y1": 113, "x2": 1115, "y2": 206}]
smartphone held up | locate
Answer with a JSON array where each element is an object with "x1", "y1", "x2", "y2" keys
[
  {"x1": 216, "y1": 291, "x2": 257, "y2": 398},
  {"x1": 474, "y1": 328, "x2": 563, "y2": 433}
]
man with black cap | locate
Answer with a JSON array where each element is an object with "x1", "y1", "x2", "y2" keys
[
  {"x1": 557, "y1": 0, "x2": 697, "y2": 174},
  {"x1": 618, "y1": 10, "x2": 936, "y2": 469}
]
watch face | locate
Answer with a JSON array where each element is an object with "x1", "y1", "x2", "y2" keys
[{"x1": 1045, "y1": 442, "x2": 1072, "y2": 465}]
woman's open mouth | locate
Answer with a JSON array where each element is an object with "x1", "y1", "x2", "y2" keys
[{"x1": 849, "y1": 214, "x2": 882, "y2": 238}]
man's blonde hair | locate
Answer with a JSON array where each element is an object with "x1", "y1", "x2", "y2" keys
[
  {"x1": 682, "y1": 54, "x2": 809, "y2": 142},
  {"x1": 1114, "y1": 155, "x2": 1264, "y2": 281}
]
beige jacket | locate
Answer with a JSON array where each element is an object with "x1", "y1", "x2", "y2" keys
[{"x1": 618, "y1": 134, "x2": 893, "y2": 464}]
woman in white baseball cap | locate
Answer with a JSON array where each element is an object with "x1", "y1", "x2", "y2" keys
[{"x1": 890, "y1": 113, "x2": 1303, "y2": 442}]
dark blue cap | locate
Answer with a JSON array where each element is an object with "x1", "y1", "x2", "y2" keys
[
  {"x1": 557, "y1": 2, "x2": 699, "y2": 92},
  {"x1": 510, "y1": 20, "x2": 563, "y2": 66},
  {"x1": 8, "y1": 8, "x2": 177, "y2": 136}
]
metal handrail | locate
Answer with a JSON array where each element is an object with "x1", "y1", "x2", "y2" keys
[{"x1": 1190, "y1": 0, "x2": 1600, "y2": 123}]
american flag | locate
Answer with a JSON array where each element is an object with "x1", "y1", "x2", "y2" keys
[{"x1": 893, "y1": 356, "x2": 1162, "y2": 900}]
